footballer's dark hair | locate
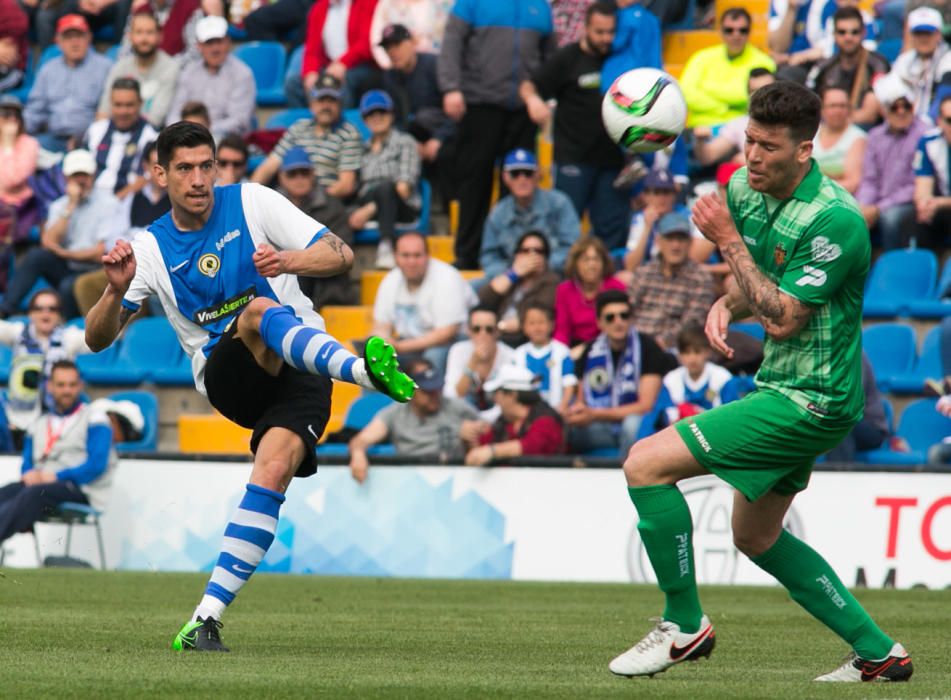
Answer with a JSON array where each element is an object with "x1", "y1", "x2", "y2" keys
[
  {"x1": 595, "y1": 289, "x2": 632, "y2": 318},
  {"x1": 748, "y1": 80, "x2": 821, "y2": 144},
  {"x1": 156, "y1": 121, "x2": 216, "y2": 167}
]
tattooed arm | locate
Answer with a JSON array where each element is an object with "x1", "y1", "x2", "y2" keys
[
  {"x1": 693, "y1": 193, "x2": 814, "y2": 342},
  {"x1": 86, "y1": 240, "x2": 139, "y2": 352},
  {"x1": 253, "y1": 232, "x2": 354, "y2": 278}
]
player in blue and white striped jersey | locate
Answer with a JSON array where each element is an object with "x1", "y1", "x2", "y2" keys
[{"x1": 85, "y1": 122, "x2": 415, "y2": 652}]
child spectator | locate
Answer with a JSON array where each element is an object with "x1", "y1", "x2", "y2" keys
[
  {"x1": 661, "y1": 324, "x2": 737, "y2": 425},
  {"x1": 512, "y1": 303, "x2": 577, "y2": 412}
]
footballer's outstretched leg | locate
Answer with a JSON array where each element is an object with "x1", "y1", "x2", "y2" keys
[{"x1": 246, "y1": 299, "x2": 415, "y2": 403}]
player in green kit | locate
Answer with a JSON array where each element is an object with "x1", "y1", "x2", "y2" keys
[{"x1": 608, "y1": 81, "x2": 913, "y2": 682}]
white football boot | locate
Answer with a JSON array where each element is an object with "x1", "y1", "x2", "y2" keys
[
  {"x1": 815, "y1": 643, "x2": 913, "y2": 682},
  {"x1": 609, "y1": 615, "x2": 715, "y2": 677}
]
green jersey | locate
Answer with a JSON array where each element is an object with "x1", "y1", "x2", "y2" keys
[{"x1": 726, "y1": 161, "x2": 869, "y2": 424}]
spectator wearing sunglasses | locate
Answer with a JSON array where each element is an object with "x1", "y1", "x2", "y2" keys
[
  {"x1": 912, "y1": 94, "x2": 951, "y2": 250},
  {"x1": 680, "y1": 8, "x2": 774, "y2": 128},
  {"x1": 215, "y1": 134, "x2": 249, "y2": 185},
  {"x1": 477, "y1": 230, "x2": 560, "y2": 348},
  {"x1": 0, "y1": 289, "x2": 91, "y2": 448},
  {"x1": 277, "y1": 147, "x2": 353, "y2": 307},
  {"x1": 855, "y1": 74, "x2": 930, "y2": 250},
  {"x1": 480, "y1": 149, "x2": 580, "y2": 279},
  {"x1": 808, "y1": 7, "x2": 889, "y2": 127},
  {"x1": 443, "y1": 305, "x2": 515, "y2": 420},
  {"x1": 565, "y1": 290, "x2": 671, "y2": 455}
]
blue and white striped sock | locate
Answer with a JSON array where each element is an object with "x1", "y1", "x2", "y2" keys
[
  {"x1": 259, "y1": 305, "x2": 370, "y2": 387},
  {"x1": 193, "y1": 484, "x2": 285, "y2": 622}
]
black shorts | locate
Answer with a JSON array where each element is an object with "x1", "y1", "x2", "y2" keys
[{"x1": 203, "y1": 321, "x2": 333, "y2": 477}]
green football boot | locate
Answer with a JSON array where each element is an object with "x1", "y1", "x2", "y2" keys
[
  {"x1": 171, "y1": 616, "x2": 229, "y2": 652},
  {"x1": 363, "y1": 336, "x2": 416, "y2": 403}
]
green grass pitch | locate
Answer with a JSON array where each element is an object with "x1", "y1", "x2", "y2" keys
[{"x1": 0, "y1": 569, "x2": 948, "y2": 698}]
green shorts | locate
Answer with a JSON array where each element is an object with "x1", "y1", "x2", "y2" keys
[{"x1": 674, "y1": 389, "x2": 855, "y2": 502}]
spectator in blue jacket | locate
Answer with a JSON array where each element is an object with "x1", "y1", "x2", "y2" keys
[
  {"x1": 437, "y1": 0, "x2": 554, "y2": 269},
  {"x1": 601, "y1": 0, "x2": 662, "y2": 91},
  {"x1": 0, "y1": 360, "x2": 116, "y2": 547},
  {"x1": 479, "y1": 149, "x2": 581, "y2": 279}
]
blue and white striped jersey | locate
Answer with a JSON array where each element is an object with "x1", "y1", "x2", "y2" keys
[{"x1": 122, "y1": 183, "x2": 328, "y2": 394}]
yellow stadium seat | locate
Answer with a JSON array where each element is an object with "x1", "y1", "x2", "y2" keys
[
  {"x1": 663, "y1": 30, "x2": 721, "y2": 66},
  {"x1": 361, "y1": 269, "x2": 388, "y2": 305},
  {"x1": 428, "y1": 235, "x2": 455, "y2": 263},
  {"x1": 325, "y1": 380, "x2": 361, "y2": 437},
  {"x1": 665, "y1": 63, "x2": 684, "y2": 79},
  {"x1": 178, "y1": 413, "x2": 251, "y2": 454},
  {"x1": 321, "y1": 305, "x2": 374, "y2": 342},
  {"x1": 460, "y1": 269, "x2": 485, "y2": 282}
]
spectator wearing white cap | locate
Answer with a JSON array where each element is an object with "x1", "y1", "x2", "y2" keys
[
  {"x1": 855, "y1": 73, "x2": 931, "y2": 249},
  {"x1": 165, "y1": 15, "x2": 257, "y2": 137},
  {"x1": 0, "y1": 149, "x2": 118, "y2": 319},
  {"x1": 461, "y1": 363, "x2": 566, "y2": 466},
  {"x1": 888, "y1": 6, "x2": 951, "y2": 117},
  {"x1": 479, "y1": 148, "x2": 581, "y2": 279}
]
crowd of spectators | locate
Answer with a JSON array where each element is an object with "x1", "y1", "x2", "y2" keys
[{"x1": 2, "y1": 0, "x2": 951, "y2": 472}]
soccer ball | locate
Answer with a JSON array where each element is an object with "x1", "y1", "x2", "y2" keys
[{"x1": 601, "y1": 68, "x2": 687, "y2": 153}]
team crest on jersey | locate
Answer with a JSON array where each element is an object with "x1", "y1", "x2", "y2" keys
[
  {"x1": 773, "y1": 243, "x2": 787, "y2": 267},
  {"x1": 198, "y1": 253, "x2": 221, "y2": 277},
  {"x1": 587, "y1": 367, "x2": 610, "y2": 391}
]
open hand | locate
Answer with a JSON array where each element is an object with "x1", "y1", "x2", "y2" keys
[{"x1": 704, "y1": 296, "x2": 735, "y2": 359}]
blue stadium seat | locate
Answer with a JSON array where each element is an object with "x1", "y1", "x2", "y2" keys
[
  {"x1": 0, "y1": 345, "x2": 11, "y2": 384},
  {"x1": 151, "y1": 350, "x2": 193, "y2": 386},
  {"x1": 909, "y1": 257, "x2": 951, "y2": 318},
  {"x1": 103, "y1": 44, "x2": 121, "y2": 62},
  {"x1": 863, "y1": 248, "x2": 938, "y2": 317},
  {"x1": 877, "y1": 37, "x2": 903, "y2": 63},
  {"x1": 234, "y1": 41, "x2": 288, "y2": 106},
  {"x1": 77, "y1": 342, "x2": 139, "y2": 384},
  {"x1": 862, "y1": 323, "x2": 916, "y2": 391},
  {"x1": 78, "y1": 318, "x2": 179, "y2": 385},
  {"x1": 37, "y1": 44, "x2": 62, "y2": 70},
  {"x1": 343, "y1": 108, "x2": 371, "y2": 140},
  {"x1": 354, "y1": 179, "x2": 433, "y2": 244},
  {"x1": 109, "y1": 390, "x2": 158, "y2": 452},
  {"x1": 317, "y1": 391, "x2": 394, "y2": 455},
  {"x1": 265, "y1": 108, "x2": 312, "y2": 129},
  {"x1": 860, "y1": 398, "x2": 951, "y2": 465},
  {"x1": 584, "y1": 447, "x2": 621, "y2": 458},
  {"x1": 890, "y1": 326, "x2": 943, "y2": 393},
  {"x1": 729, "y1": 322, "x2": 765, "y2": 341}
]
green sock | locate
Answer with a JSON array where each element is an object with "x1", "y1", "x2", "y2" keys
[
  {"x1": 751, "y1": 530, "x2": 894, "y2": 659},
  {"x1": 627, "y1": 485, "x2": 703, "y2": 633}
]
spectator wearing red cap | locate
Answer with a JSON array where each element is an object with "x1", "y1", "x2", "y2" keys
[
  {"x1": 23, "y1": 15, "x2": 112, "y2": 153},
  {"x1": 165, "y1": 15, "x2": 256, "y2": 138},
  {"x1": 32, "y1": 0, "x2": 133, "y2": 51},
  {"x1": 298, "y1": 0, "x2": 380, "y2": 109}
]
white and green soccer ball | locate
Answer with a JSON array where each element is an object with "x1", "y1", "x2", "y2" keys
[{"x1": 601, "y1": 68, "x2": 687, "y2": 154}]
